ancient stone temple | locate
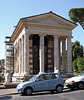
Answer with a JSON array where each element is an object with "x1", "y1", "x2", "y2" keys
[{"x1": 10, "y1": 11, "x2": 77, "y2": 82}]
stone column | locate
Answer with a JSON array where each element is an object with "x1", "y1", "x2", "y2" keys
[
  {"x1": 39, "y1": 34, "x2": 45, "y2": 73},
  {"x1": 21, "y1": 39, "x2": 23, "y2": 75},
  {"x1": 24, "y1": 31, "x2": 30, "y2": 75},
  {"x1": 62, "y1": 38, "x2": 66, "y2": 74},
  {"x1": 14, "y1": 44, "x2": 16, "y2": 74},
  {"x1": 19, "y1": 40, "x2": 21, "y2": 75},
  {"x1": 21, "y1": 36, "x2": 24, "y2": 75},
  {"x1": 67, "y1": 36, "x2": 72, "y2": 75},
  {"x1": 53, "y1": 35, "x2": 59, "y2": 73},
  {"x1": 58, "y1": 39, "x2": 61, "y2": 71},
  {"x1": 16, "y1": 42, "x2": 19, "y2": 73}
]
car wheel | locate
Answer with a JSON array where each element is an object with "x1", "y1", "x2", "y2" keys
[
  {"x1": 78, "y1": 82, "x2": 84, "y2": 89},
  {"x1": 25, "y1": 88, "x2": 32, "y2": 95},
  {"x1": 56, "y1": 85, "x2": 63, "y2": 93}
]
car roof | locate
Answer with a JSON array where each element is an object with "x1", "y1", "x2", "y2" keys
[{"x1": 38, "y1": 72, "x2": 59, "y2": 75}]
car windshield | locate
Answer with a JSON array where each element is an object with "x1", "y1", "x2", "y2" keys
[
  {"x1": 78, "y1": 72, "x2": 84, "y2": 76},
  {"x1": 29, "y1": 74, "x2": 39, "y2": 81}
]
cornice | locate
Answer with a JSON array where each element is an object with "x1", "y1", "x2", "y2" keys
[
  {"x1": 27, "y1": 28, "x2": 72, "y2": 36},
  {"x1": 10, "y1": 20, "x2": 24, "y2": 42},
  {"x1": 10, "y1": 21, "x2": 74, "y2": 43},
  {"x1": 24, "y1": 22, "x2": 75, "y2": 30}
]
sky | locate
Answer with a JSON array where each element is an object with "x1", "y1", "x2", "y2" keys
[{"x1": 0, "y1": 0, "x2": 84, "y2": 60}]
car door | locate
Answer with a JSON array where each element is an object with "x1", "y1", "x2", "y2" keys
[
  {"x1": 33, "y1": 74, "x2": 50, "y2": 91},
  {"x1": 49, "y1": 73, "x2": 59, "y2": 90}
]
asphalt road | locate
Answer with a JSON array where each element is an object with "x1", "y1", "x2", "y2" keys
[{"x1": 0, "y1": 88, "x2": 84, "y2": 100}]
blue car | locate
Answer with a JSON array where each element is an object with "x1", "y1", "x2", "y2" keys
[{"x1": 16, "y1": 73, "x2": 64, "y2": 95}]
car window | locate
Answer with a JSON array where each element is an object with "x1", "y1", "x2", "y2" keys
[
  {"x1": 78, "y1": 73, "x2": 84, "y2": 76},
  {"x1": 29, "y1": 74, "x2": 39, "y2": 81},
  {"x1": 37, "y1": 75, "x2": 43, "y2": 81},
  {"x1": 37, "y1": 74, "x2": 49, "y2": 81},
  {"x1": 50, "y1": 73, "x2": 58, "y2": 80},
  {"x1": 43, "y1": 74, "x2": 49, "y2": 80}
]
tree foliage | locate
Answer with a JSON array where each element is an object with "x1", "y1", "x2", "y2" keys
[
  {"x1": 73, "y1": 59, "x2": 78, "y2": 72},
  {"x1": 72, "y1": 41, "x2": 83, "y2": 61},
  {"x1": 69, "y1": 8, "x2": 84, "y2": 29},
  {"x1": 72, "y1": 41, "x2": 84, "y2": 72},
  {"x1": 77, "y1": 57, "x2": 84, "y2": 72},
  {"x1": 73, "y1": 57, "x2": 84, "y2": 72}
]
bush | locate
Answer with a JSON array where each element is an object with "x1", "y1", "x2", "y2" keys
[
  {"x1": 73, "y1": 57, "x2": 84, "y2": 72},
  {"x1": 73, "y1": 59, "x2": 78, "y2": 71},
  {"x1": 77, "y1": 57, "x2": 84, "y2": 72}
]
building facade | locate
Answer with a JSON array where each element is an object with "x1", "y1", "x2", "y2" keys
[
  {"x1": 4, "y1": 37, "x2": 14, "y2": 75},
  {"x1": 10, "y1": 12, "x2": 77, "y2": 82}
]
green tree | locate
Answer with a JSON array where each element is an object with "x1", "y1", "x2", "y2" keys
[
  {"x1": 72, "y1": 41, "x2": 83, "y2": 61},
  {"x1": 77, "y1": 57, "x2": 84, "y2": 72},
  {"x1": 69, "y1": 8, "x2": 84, "y2": 29},
  {"x1": 73, "y1": 57, "x2": 84, "y2": 72},
  {"x1": 73, "y1": 59, "x2": 78, "y2": 72}
]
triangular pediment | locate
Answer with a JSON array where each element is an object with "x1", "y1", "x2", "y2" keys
[
  {"x1": 22, "y1": 11, "x2": 77, "y2": 28},
  {"x1": 30, "y1": 17, "x2": 68, "y2": 26},
  {"x1": 11, "y1": 11, "x2": 77, "y2": 42}
]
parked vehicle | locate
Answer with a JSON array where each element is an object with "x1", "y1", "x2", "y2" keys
[
  {"x1": 16, "y1": 73, "x2": 64, "y2": 95},
  {"x1": 65, "y1": 72, "x2": 84, "y2": 90}
]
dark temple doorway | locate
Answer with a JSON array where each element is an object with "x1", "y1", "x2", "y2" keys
[
  {"x1": 33, "y1": 35, "x2": 39, "y2": 74},
  {"x1": 44, "y1": 37, "x2": 48, "y2": 73}
]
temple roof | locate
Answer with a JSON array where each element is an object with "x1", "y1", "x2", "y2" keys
[{"x1": 10, "y1": 11, "x2": 77, "y2": 42}]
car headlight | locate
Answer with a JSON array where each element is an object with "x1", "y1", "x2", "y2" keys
[{"x1": 17, "y1": 85, "x2": 23, "y2": 89}]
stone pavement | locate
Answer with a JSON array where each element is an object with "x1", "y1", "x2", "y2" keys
[{"x1": 0, "y1": 85, "x2": 17, "y2": 96}]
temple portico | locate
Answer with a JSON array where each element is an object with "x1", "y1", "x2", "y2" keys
[
  {"x1": 12, "y1": 33, "x2": 73, "y2": 82},
  {"x1": 8, "y1": 11, "x2": 77, "y2": 82}
]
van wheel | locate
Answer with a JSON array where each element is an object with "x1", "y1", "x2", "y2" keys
[
  {"x1": 78, "y1": 82, "x2": 84, "y2": 89},
  {"x1": 56, "y1": 85, "x2": 63, "y2": 93},
  {"x1": 25, "y1": 88, "x2": 32, "y2": 95}
]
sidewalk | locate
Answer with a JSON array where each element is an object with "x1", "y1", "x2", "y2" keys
[
  {"x1": 0, "y1": 85, "x2": 17, "y2": 96},
  {"x1": 0, "y1": 84, "x2": 17, "y2": 95},
  {"x1": 0, "y1": 85, "x2": 5, "y2": 89}
]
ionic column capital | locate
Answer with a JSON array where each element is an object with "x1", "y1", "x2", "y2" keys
[
  {"x1": 25, "y1": 30, "x2": 31, "y2": 36},
  {"x1": 39, "y1": 33, "x2": 46, "y2": 37},
  {"x1": 53, "y1": 35, "x2": 60, "y2": 38}
]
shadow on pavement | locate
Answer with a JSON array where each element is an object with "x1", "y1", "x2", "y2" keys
[
  {"x1": 0, "y1": 93, "x2": 18, "y2": 97},
  {"x1": 21, "y1": 88, "x2": 84, "y2": 97},
  {"x1": 0, "y1": 96, "x2": 12, "y2": 100}
]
